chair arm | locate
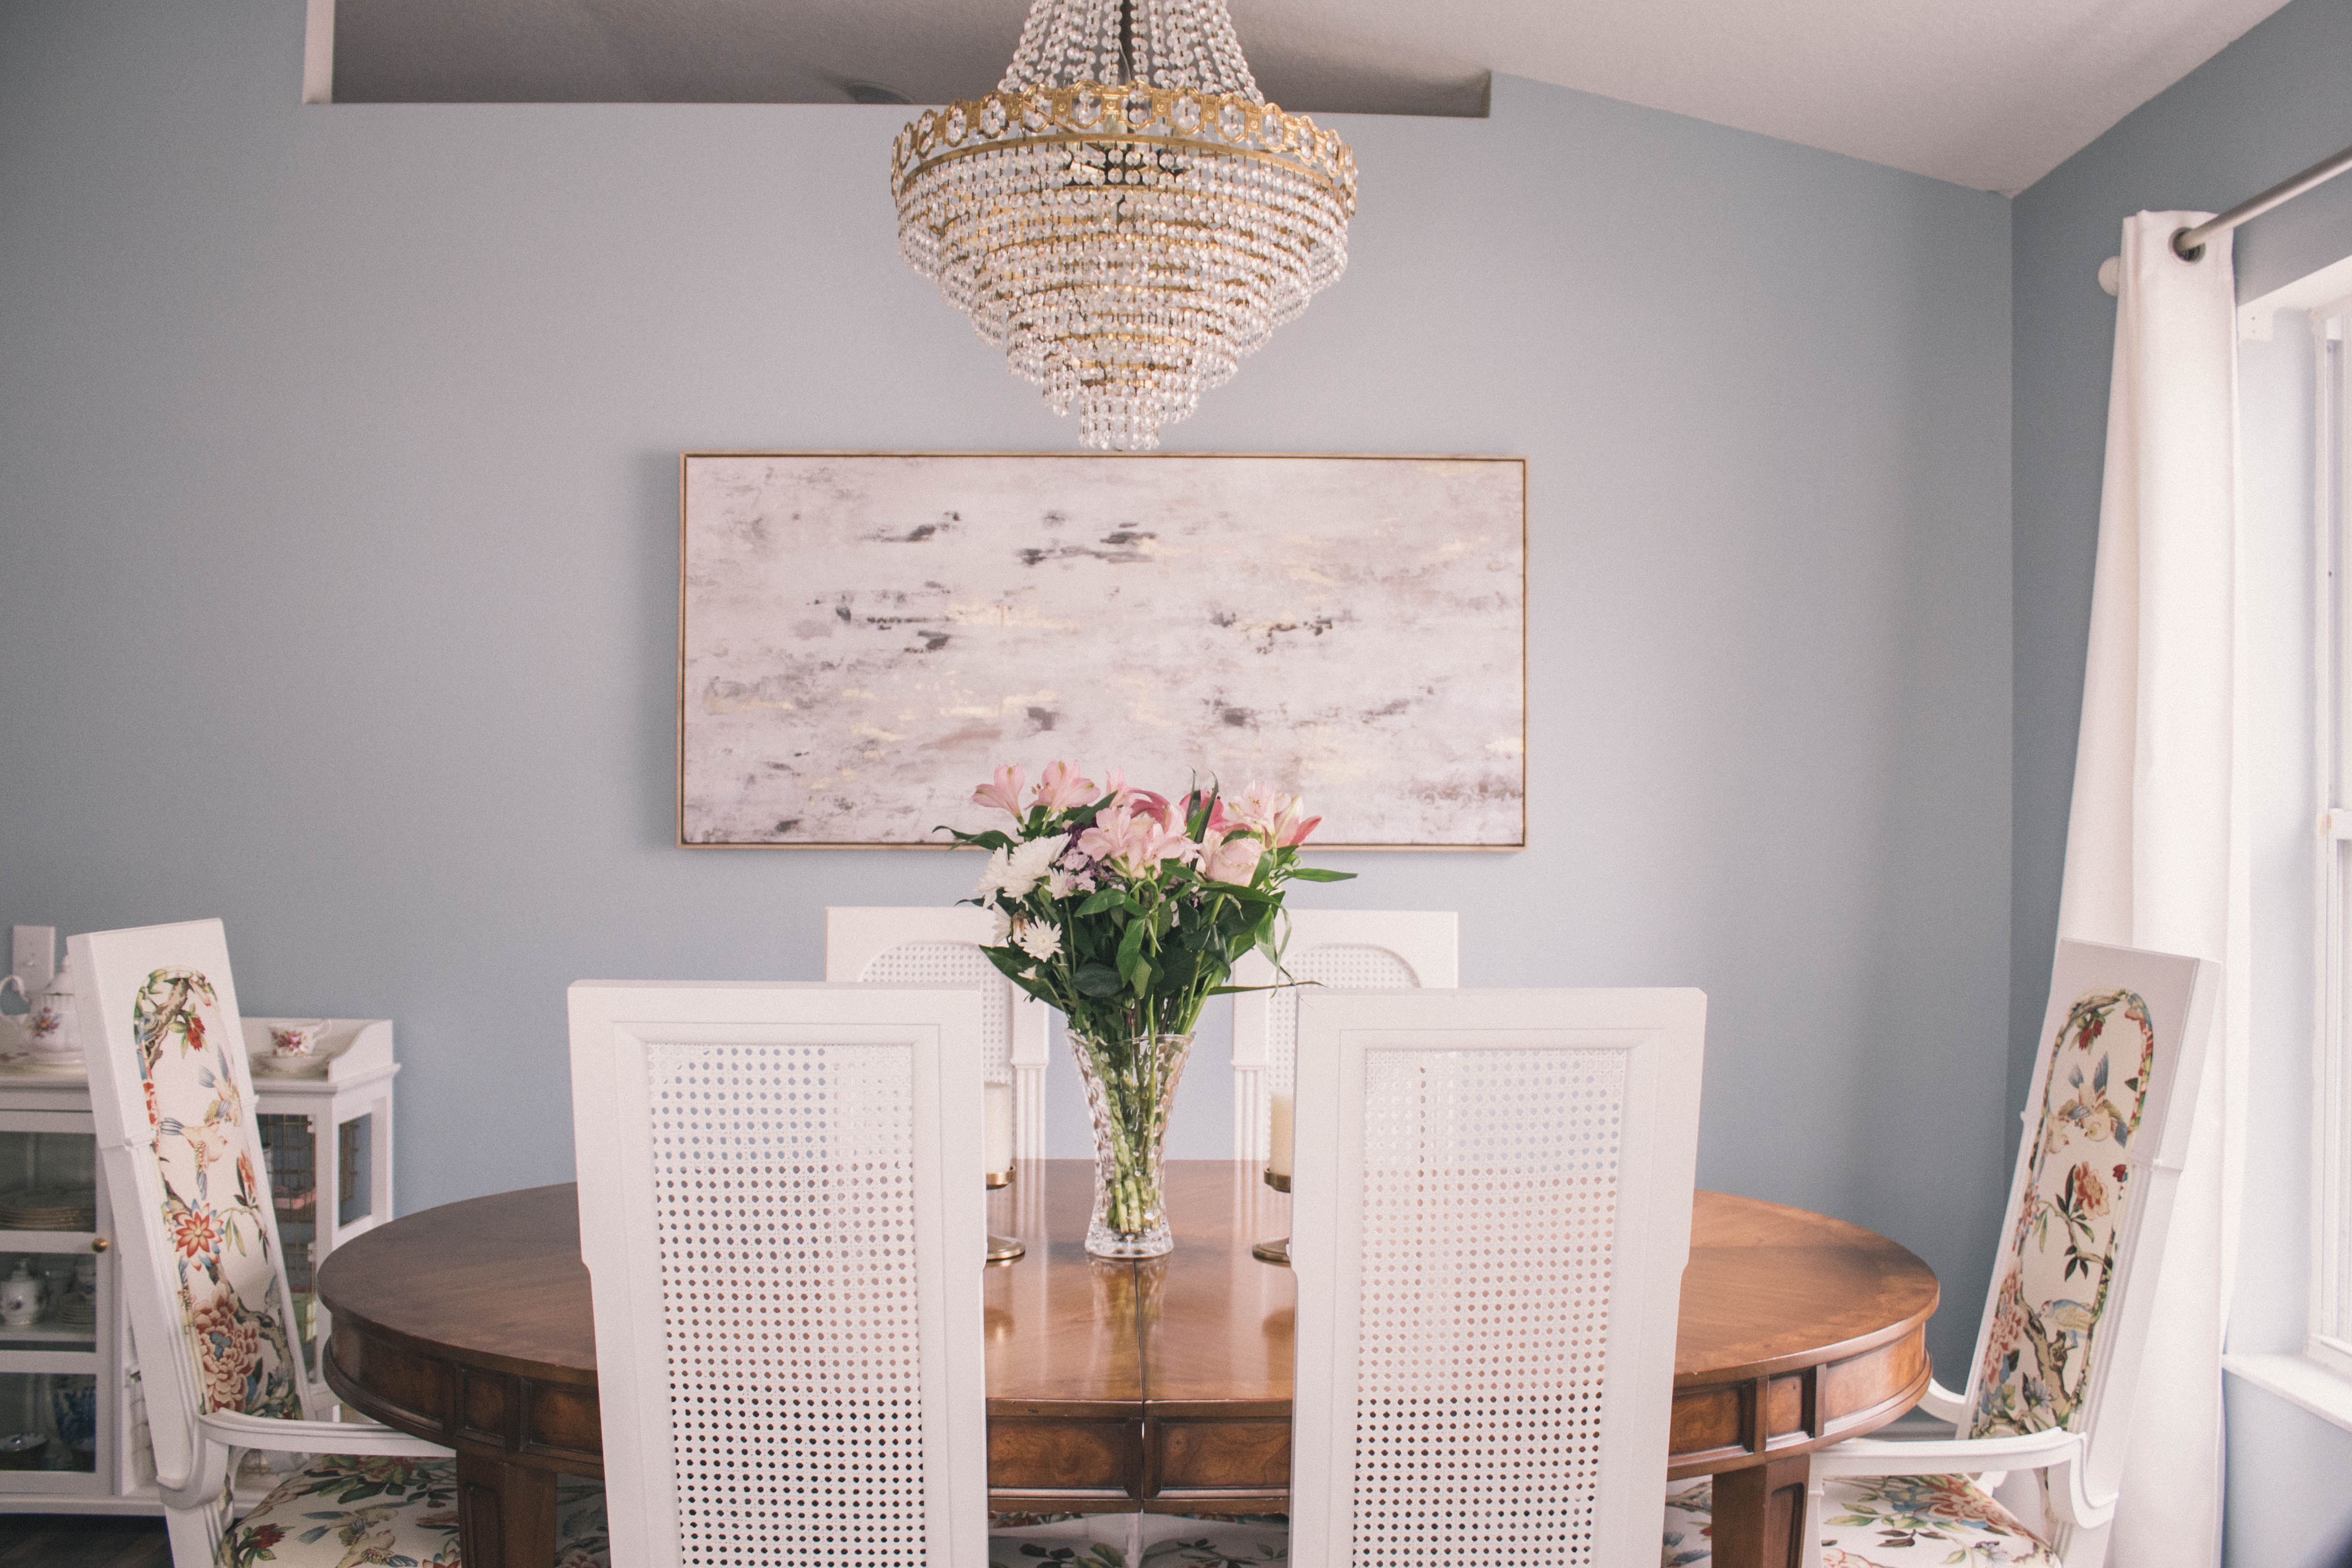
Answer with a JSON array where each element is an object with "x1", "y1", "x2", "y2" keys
[
  {"x1": 1916, "y1": 1377, "x2": 1969, "y2": 1423},
  {"x1": 1808, "y1": 1425, "x2": 2083, "y2": 1480},
  {"x1": 197, "y1": 1410, "x2": 454, "y2": 1460}
]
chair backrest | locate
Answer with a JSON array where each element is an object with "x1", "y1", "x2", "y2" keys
[
  {"x1": 826, "y1": 907, "x2": 1052, "y2": 1163},
  {"x1": 70, "y1": 919, "x2": 312, "y2": 1492},
  {"x1": 1227, "y1": 910, "x2": 1458, "y2": 1162},
  {"x1": 1958, "y1": 940, "x2": 2219, "y2": 1492},
  {"x1": 1287, "y1": 986, "x2": 1706, "y2": 1568},
  {"x1": 569, "y1": 980, "x2": 989, "y2": 1568}
]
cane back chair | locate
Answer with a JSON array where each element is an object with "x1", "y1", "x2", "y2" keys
[
  {"x1": 568, "y1": 980, "x2": 991, "y2": 1568},
  {"x1": 826, "y1": 907, "x2": 1053, "y2": 1164},
  {"x1": 1227, "y1": 910, "x2": 1457, "y2": 1164},
  {"x1": 1288, "y1": 985, "x2": 1708, "y2": 1567}
]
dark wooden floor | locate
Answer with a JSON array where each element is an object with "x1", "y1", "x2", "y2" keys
[{"x1": 0, "y1": 1515, "x2": 172, "y2": 1568}]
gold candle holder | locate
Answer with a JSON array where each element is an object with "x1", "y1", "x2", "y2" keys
[
  {"x1": 1250, "y1": 1169, "x2": 1291, "y2": 1266},
  {"x1": 985, "y1": 1167, "x2": 1025, "y2": 1264}
]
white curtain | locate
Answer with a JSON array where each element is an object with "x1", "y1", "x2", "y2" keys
[{"x1": 2054, "y1": 210, "x2": 2246, "y2": 1566}]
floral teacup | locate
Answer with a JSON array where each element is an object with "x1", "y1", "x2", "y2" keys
[{"x1": 267, "y1": 1019, "x2": 331, "y2": 1058}]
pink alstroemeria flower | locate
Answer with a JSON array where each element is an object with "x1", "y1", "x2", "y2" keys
[
  {"x1": 1202, "y1": 831, "x2": 1263, "y2": 886},
  {"x1": 1233, "y1": 782, "x2": 1302, "y2": 843},
  {"x1": 1032, "y1": 760, "x2": 1096, "y2": 813},
  {"x1": 1097, "y1": 767, "x2": 1172, "y2": 823},
  {"x1": 973, "y1": 764, "x2": 1026, "y2": 818},
  {"x1": 1078, "y1": 805, "x2": 1200, "y2": 879}
]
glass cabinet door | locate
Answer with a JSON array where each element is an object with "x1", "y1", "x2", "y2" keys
[
  {"x1": 0, "y1": 1111, "x2": 109, "y2": 1496},
  {"x1": 0, "y1": 1372, "x2": 100, "y2": 1478},
  {"x1": 256, "y1": 1112, "x2": 319, "y2": 1375}
]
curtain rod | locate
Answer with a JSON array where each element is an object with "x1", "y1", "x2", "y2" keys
[
  {"x1": 2172, "y1": 137, "x2": 2352, "y2": 260},
  {"x1": 2098, "y1": 136, "x2": 2352, "y2": 294}
]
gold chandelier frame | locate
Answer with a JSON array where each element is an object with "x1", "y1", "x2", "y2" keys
[{"x1": 890, "y1": 81, "x2": 1355, "y2": 208}]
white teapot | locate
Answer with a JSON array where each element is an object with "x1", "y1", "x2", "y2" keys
[
  {"x1": 0, "y1": 957, "x2": 81, "y2": 1067},
  {"x1": 0, "y1": 1261, "x2": 41, "y2": 1327}
]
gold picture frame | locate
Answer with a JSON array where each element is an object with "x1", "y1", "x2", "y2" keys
[{"x1": 678, "y1": 451, "x2": 1528, "y2": 850}]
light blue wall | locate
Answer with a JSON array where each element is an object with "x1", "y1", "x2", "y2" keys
[
  {"x1": 2010, "y1": 0, "x2": 2352, "y2": 1562},
  {"x1": 0, "y1": 2, "x2": 2012, "y2": 1373}
]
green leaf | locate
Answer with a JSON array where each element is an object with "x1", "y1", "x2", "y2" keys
[
  {"x1": 1286, "y1": 867, "x2": 1356, "y2": 882},
  {"x1": 1116, "y1": 917, "x2": 1149, "y2": 979},
  {"x1": 1074, "y1": 964, "x2": 1124, "y2": 998},
  {"x1": 1075, "y1": 888, "x2": 1125, "y2": 917},
  {"x1": 978, "y1": 945, "x2": 1031, "y2": 982}
]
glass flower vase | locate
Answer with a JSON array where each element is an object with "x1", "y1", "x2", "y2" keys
[{"x1": 1068, "y1": 1027, "x2": 1193, "y2": 1258}]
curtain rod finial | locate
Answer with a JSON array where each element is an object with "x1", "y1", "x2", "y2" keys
[{"x1": 2098, "y1": 256, "x2": 2121, "y2": 296}]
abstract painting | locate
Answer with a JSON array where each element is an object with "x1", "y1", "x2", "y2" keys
[{"x1": 678, "y1": 453, "x2": 1525, "y2": 848}]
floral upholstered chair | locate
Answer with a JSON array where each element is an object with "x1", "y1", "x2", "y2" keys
[
  {"x1": 1661, "y1": 939, "x2": 2220, "y2": 1568},
  {"x1": 73, "y1": 919, "x2": 608, "y2": 1568}
]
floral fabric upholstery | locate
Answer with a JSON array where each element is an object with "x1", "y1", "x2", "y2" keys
[
  {"x1": 217, "y1": 1456, "x2": 608, "y2": 1568},
  {"x1": 1662, "y1": 1475, "x2": 2056, "y2": 1568},
  {"x1": 134, "y1": 968, "x2": 303, "y2": 1420},
  {"x1": 1967, "y1": 990, "x2": 2157, "y2": 1439},
  {"x1": 991, "y1": 1513, "x2": 1287, "y2": 1567}
]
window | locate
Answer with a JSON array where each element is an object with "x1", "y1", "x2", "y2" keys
[{"x1": 2316, "y1": 299, "x2": 2352, "y2": 1379}]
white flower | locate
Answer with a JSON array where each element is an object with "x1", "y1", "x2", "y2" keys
[
  {"x1": 972, "y1": 846, "x2": 1017, "y2": 901},
  {"x1": 1015, "y1": 921, "x2": 1062, "y2": 962},
  {"x1": 1046, "y1": 866, "x2": 1082, "y2": 899},
  {"x1": 1000, "y1": 833, "x2": 1069, "y2": 898},
  {"x1": 986, "y1": 907, "x2": 1013, "y2": 946}
]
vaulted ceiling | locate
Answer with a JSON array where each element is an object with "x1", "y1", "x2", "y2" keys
[{"x1": 329, "y1": 0, "x2": 2294, "y2": 194}]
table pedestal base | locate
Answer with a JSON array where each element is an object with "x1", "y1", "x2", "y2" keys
[
  {"x1": 1708, "y1": 1455, "x2": 1811, "y2": 1568},
  {"x1": 457, "y1": 1451, "x2": 557, "y2": 1568}
]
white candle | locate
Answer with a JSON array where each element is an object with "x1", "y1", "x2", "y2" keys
[
  {"x1": 985, "y1": 1082, "x2": 1015, "y2": 1178},
  {"x1": 1268, "y1": 1091, "x2": 1294, "y2": 1179}
]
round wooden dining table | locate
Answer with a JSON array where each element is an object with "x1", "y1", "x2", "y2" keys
[{"x1": 317, "y1": 1160, "x2": 1936, "y2": 1568}]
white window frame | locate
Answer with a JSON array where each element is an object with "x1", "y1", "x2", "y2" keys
[{"x1": 2314, "y1": 298, "x2": 2352, "y2": 1382}]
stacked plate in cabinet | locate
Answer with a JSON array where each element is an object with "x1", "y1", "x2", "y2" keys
[{"x1": 0, "y1": 1187, "x2": 99, "y2": 1231}]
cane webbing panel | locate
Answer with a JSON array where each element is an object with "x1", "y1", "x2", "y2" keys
[
  {"x1": 862, "y1": 942, "x2": 1013, "y2": 1082},
  {"x1": 1351, "y1": 1046, "x2": 1629, "y2": 1565},
  {"x1": 647, "y1": 1041, "x2": 929, "y2": 1567},
  {"x1": 1267, "y1": 945, "x2": 1421, "y2": 1098}
]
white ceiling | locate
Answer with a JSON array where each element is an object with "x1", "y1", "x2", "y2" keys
[{"x1": 329, "y1": 0, "x2": 2294, "y2": 194}]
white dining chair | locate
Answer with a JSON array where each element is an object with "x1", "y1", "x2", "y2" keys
[
  {"x1": 1660, "y1": 939, "x2": 2220, "y2": 1568},
  {"x1": 72, "y1": 918, "x2": 607, "y2": 1568},
  {"x1": 1227, "y1": 910, "x2": 1458, "y2": 1163},
  {"x1": 1287, "y1": 985, "x2": 1708, "y2": 1568},
  {"x1": 827, "y1": 906, "x2": 1053, "y2": 1163},
  {"x1": 568, "y1": 979, "x2": 991, "y2": 1568}
]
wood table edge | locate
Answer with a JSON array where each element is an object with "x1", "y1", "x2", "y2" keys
[{"x1": 1672, "y1": 1280, "x2": 1941, "y2": 1389}]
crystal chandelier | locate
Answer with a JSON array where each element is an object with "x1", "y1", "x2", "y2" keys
[{"x1": 891, "y1": 0, "x2": 1356, "y2": 450}]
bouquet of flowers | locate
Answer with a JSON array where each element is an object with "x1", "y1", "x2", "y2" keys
[{"x1": 945, "y1": 761, "x2": 1352, "y2": 1255}]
